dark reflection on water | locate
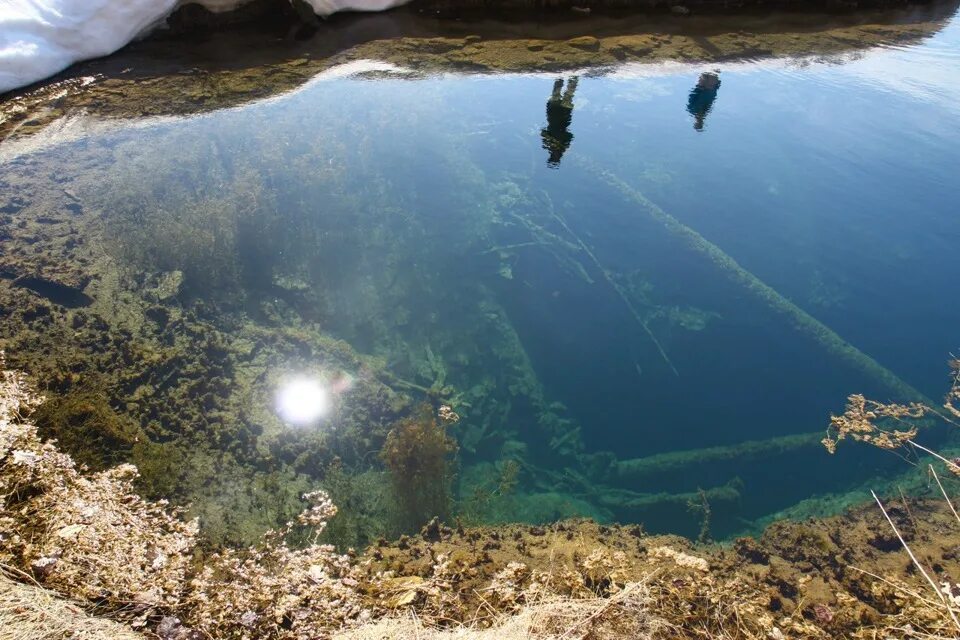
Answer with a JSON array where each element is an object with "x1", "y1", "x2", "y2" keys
[
  {"x1": 2, "y1": 7, "x2": 960, "y2": 543},
  {"x1": 542, "y1": 77, "x2": 579, "y2": 167},
  {"x1": 687, "y1": 72, "x2": 721, "y2": 131}
]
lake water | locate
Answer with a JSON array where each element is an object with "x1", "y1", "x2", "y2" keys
[{"x1": 1, "y1": 4, "x2": 959, "y2": 543}]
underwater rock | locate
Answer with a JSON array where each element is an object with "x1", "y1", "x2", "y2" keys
[
  {"x1": 13, "y1": 275, "x2": 92, "y2": 307},
  {"x1": 149, "y1": 270, "x2": 184, "y2": 302}
]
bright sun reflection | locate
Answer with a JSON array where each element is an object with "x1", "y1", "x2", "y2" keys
[{"x1": 276, "y1": 377, "x2": 330, "y2": 426}]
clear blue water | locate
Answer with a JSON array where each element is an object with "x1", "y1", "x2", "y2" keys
[{"x1": 3, "y1": 9, "x2": 960, "y2": 540}]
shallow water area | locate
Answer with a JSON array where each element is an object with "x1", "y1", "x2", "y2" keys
[{"x1": 2, "y1": 3, "x2": 959, "y2": 545}]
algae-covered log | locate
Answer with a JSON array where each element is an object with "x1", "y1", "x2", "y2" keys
[
  {"x1": 615, "y1": 432, "x2": 822, "y2": 482},
  {"x1": 595, "y1": 481, "x2": 741, "y2": 512},
  {"x1": 576, "y1": 157, "x2": 931, "y2": 407}
]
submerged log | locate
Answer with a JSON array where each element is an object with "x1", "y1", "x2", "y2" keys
[
  {"x1": 615, "y1": 431, "x2": 822, "y2": 482},
  {"x1": 576, "y1": 157, "x2": 932, "y2": 407}
]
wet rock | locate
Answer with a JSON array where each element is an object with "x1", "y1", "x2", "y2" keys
[
  {"x1": 0, "y1": 197, "x2": 26, "y2": 214},
  {"x1": 566, "y1": 35, "x2": 600, "y2": 51}
]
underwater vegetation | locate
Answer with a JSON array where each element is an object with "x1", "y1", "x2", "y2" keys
[
  {"x1": 2, "y1": 0, "x2": 960, "y2": 548},
  {"x1": 0, "y1": 87, "x2": 947, "y2": 547},
  {"x1": 380, "y1": 404, "x2": 459, "y2": 535}
]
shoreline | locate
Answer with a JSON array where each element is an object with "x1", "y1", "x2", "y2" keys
[{"x1": 2, "y1": 0, "x2": 957, "y2": 142}]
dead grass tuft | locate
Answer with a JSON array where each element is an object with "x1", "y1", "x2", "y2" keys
[
  {"x1": 336, "y1": 581, "x2": 665, "y2": 640},
  {"x1": 0, "y1": 570, "x2": 145, "y2": 640}
]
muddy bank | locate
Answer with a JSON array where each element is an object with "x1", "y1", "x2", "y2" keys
[
  {"x1": 358, "y1": 498, "x2": 959, "y2": 637},
  {"x1": 2, "y1": 0, "x2": 957, "y2": 142}
]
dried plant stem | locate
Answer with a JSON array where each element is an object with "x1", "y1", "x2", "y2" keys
[
  {"x1": 848, "y1": 566, "x2": 942, "y2": 609},
  {"x1": 927, "y1": 464, "x2": 960, "y2": 527},
  {"x1": 872, "y1": 491, "x2": 960, "y2": 633},
  {"x1": 908, "y1": 440, "x2": 960, "y2": 475},
  {"x1": 898, "y1": 486, "x2": 917, "y2": 532}
]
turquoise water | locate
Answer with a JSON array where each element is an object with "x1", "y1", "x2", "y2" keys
[{"x1": 2, "y1": 10, "x2": 960, "y2": 541}]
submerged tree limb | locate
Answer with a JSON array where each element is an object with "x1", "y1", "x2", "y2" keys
[
  {"x1": 540, "y1": 190, "x2": 679, "y2": 377},
  {"x1": 616, "y1": 414, "x2": 940, "y2": 483},
  {"x1": 615, "y1": 432, "x2": 822, "y2": 482},
  {"x1": 575, "y1": 156, "x2": 930, "y2": 406},
  {"x1": 596, "y1": 481, "x2": 741, "y2": 511}
]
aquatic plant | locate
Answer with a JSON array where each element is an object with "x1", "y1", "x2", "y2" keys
[
  {"x1": 686, "y1": 487, "x2": 713, "y2": 544},
  {"x1": 32, "y1": 390, "x2": 142, "y2": 469},
  {"x1": 380, "y1": 404, "x2": 459, "y2": 534},
  {"x1": 317, "y1": 459, "x2": 390, "y2": 551},
  {"x1": 0, "y1": 354, "x2": 368, "y2": 637},
  {"x1": 539, "y1": 189, "x2": 677, "y2": 376},
  {"x1": 458, "y1": 458, "x2": 521, "y2": 525},
  {"x1": 5, "y1": 348, "x2": 960, "y2": 640}
]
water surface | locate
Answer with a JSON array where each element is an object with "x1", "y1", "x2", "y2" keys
[{"x1": 2, "y1": 6, "x2": 959, "y2": 542}]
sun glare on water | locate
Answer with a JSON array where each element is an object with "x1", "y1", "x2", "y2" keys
[{"x1": 276, "y1": 377, "x2": 330, "y2": 426}]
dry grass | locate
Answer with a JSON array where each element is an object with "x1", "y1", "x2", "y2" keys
[
  {"x1": 336, "y1": 581, "x2": 665, "y2": 640},
  {"x1": 0, "y1": 571, "x2": 144, "y2": 640}
]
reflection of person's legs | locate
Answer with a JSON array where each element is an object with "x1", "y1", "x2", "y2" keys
[
  {"x1": 551, "y1": 78, "x2": 564, "y2": 102},
  {"x1": 543, "y1": 76, "x2": 577, "y2": 167},
  {"x1": 562, "y1": 76, "x2": 579, "y2": 106}
]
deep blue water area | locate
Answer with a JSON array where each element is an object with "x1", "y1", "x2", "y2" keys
[{"x1": 3, "y1": 8, "x2": 960, "y2": 540}]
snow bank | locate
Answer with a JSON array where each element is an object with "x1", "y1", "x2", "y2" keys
[{"x1": 0, "y1": 0, "x2": 411, "y2": 94}]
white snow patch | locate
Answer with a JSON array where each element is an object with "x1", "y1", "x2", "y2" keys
[
  {"x1": 0, "y1": 0, "x2": 411, "y2": 94},
  {"x1": 303, "y1": 0, "x2": 411, "y2": 15}
]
